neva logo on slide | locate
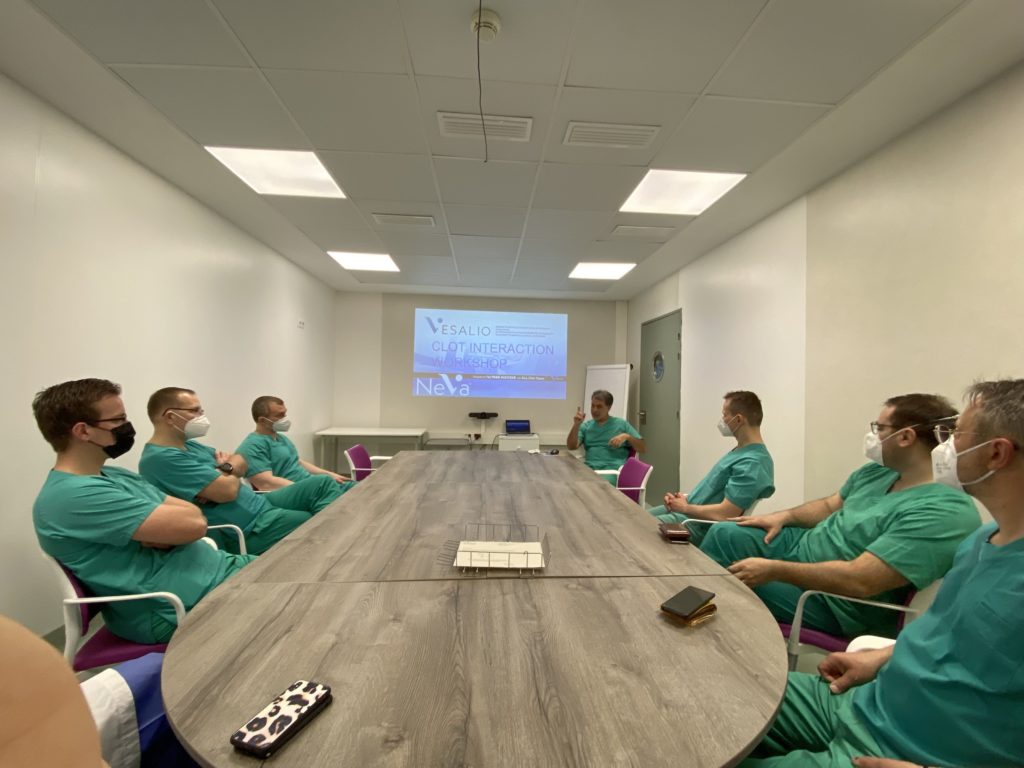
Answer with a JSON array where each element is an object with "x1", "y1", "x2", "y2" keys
[{"x1": 412, "y1": 308, "x2": 568, "y2": 400}]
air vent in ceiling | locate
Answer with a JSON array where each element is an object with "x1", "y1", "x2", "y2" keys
[
  {"x1": 438, "y1": 112, "x2": 533, "y2": 142},
  {"x1": 563, "y1": 121, "x2": 660, "y2": 149},
  {"x1": 610, "y1": 225, "x2": 676, "y2": 241},
  {"x1": 372, "y1": 213, "x2": 436, "y2": 228}
]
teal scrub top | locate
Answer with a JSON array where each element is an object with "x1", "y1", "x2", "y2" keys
[
  {"x1": 689, "y1": 443, "x2": 775, "y2": 511},
  {"x1": 797, "y1": 463, "x2": 980, "y2": 635},
  {"x1": 854, "y1": 523, "x2": 1024, "y2": 767},
  {"x1": 237, "y1": 432, "x2": 309, "y2": 483},
  {"x1": 578, "y1": 416, "x2": 641, "y2": 470},
  {"x1": 139, "y1": 441, "x2": 271, "y2": 533},
  {"x1": 33, "y1": 466, "x2": 250, "y2": 644}
]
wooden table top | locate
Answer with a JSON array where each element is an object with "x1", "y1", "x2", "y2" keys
[{"x1": 163, "y1": 451, "x2": 787, "y2": 767}]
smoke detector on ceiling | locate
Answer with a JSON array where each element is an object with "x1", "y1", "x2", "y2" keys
[{"x1": 471, "y1": 8, "x2": 501, "y2": 42}]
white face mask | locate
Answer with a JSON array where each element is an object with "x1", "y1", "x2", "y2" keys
[
  {"x1": 931, "y1": 439, "x2": 996, "y2": 491},
  {"x1": 718, "y1": 415, "x2": 738, "y2": 437},
  {"x1": 270, "y1": 418, "x2": 291, "y2": 433},
  {"x1": 175, "y1": 413, "x2": 211, "y2": 439},
  {"x1": 863, "y1": 429, "x2": 902, "y2": 466}
]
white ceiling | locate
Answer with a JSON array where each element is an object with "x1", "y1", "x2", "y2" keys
[{"x1": 3, "y1": 0, "x2": 1024, "y2": 299}]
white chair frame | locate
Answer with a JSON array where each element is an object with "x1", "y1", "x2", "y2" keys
[
  {"x1": 43, "y1": 555, "x2": 186, "y2": 667},
  {"x1": 344, "y1": 449, "x2": 392, "y2": 479},
  {"x1": 206, "y1": 523, "x2": 247, "y2": 555},
  {"x1": 784, "y1": 580, "x2": 941, "y2": 670}
]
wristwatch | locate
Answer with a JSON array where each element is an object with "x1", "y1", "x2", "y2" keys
[{"x1": 217, "y1": 461, "x2": 233, "y2": 474}]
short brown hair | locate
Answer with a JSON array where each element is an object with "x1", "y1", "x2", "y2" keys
[
  {"x1": 724, "y1": 391, "x2": 763, "y2": 426},
  {"x1": 252, "y1": 395, "x2": 284, "y2": 422},
  {"x1": 885, "y1": 393, "x2": 957, "y2": 450},
  {"x1": 591, "y1": 390, "x2": 613, "y2": 408},
  {"x1": 33, "y1": 378, "x2": 121, "y2": 452},
  {"x1": 147, "y1": 387, "x2": 195, "y2": 422}
]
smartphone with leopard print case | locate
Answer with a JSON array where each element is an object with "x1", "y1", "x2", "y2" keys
[{"x1": 230, "y1": 680, "x2": 332, "y2": 759}]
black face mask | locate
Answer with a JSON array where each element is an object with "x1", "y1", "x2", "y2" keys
[{"x1": 91, "y1": 421, "x2": 136, "y2": 459}]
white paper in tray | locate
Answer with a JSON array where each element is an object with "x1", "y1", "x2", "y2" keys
[{"x1": 454, "y1": 540, "x2": 545, "y2": 569}]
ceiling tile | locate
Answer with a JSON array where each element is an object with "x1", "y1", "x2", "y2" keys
[
  {"x1": 263, "y1": 197, "x2": 368, "y2": 244},
  {"x1": 112, "y1": 66, "x2": 309, "y2": 149},
  {"x1": 445, "y1": 205, "x2": 526, "y2": 237},
  {"x1": 399, "y1": 0, "x2": 575, "y2": 85},
  {"x1": 523, "y1": 210, "x2": 614, "y2": 240},
  {"x1": 315, "y1": 226, "x2": 386, "y2": 253},
  {"x1": 708, "y1": 0, "x2": 963, "y2": 104},
  {"x1": 545, "y1": 86, "x2": 695, "y2": 165},
  {"x1": 518, "y1": 239, "x2": 588, "y2": 263},
  {"x1": 392, "y1": 256, "x2": 457, "y2": 278},
  {"x1": 566, "y1": 0, "x2": 767, "y2": 92},
  {"x1": 532, "y1": 163, "x2": 646, "y2": 211},
  {"x1": 318, "y1": 151, "x2": 437, "y2": 203},
  {"x1": 587, "y1": 240, "x2": 662, "y2": 261},
  {"x1": 213, "y1": 0, "x2": 407, "y2": 73},
  {"x1": 654, "y1": 96, "x2": 829, "y2": 173},
  {"x1": 415, "y1": 76, "x2": 556, "y2": 162},
  {"x1": 451, "y1": 235, "x2": 519, "y2": 263},
  {"x1": 433, "y1": 157, "x2": 538, "y2": 207},
  {"x1": 377, "y1": 232, "x2": 452, "y2": 258},
  {"x1": 265, "y1": 70, "x2": 426, "y2": 153},
  {"x1": 32, "y1": 0, "x2": 248, "y2": 65}
]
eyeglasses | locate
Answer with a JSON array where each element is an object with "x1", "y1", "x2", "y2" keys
[
  {"x1": 166, "y1": 406, "x2": 204, "y2": 416},
  {"x1": 869, "y1": 421, "x2": 896, "y2": 435},
  {"x1": 933, "y1": 425, "x2": 980, "y2": 444}
]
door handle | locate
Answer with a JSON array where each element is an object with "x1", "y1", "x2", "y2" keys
[{"x1": 638, "y1": 409, "x2": 647, "y2": 425}]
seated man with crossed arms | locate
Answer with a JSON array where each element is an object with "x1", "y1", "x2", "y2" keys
[
  {"x1": 648, "y1": 390, "x2": 775, "y2": 545},
  {"x1": 139, "y1": 387, "x2": 337, "y2": 555},
  {"x1": 32, "y1": 378, "x2": 254, "y2": 644},
  {"x1": 237, "y1": 395, "x2": 353, "y2": 498},
  {"x1": 702, "y1": 393, "x2": 980, "y2": 639}
]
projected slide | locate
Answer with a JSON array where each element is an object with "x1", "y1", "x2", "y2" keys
[{"x1": 413, "y1": 308, "x2": 567, "y2": 399}]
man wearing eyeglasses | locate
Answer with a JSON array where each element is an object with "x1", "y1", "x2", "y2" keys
[
  {"x1": 31, "y1": 379, "x2": 255, "y2": 644},
  {"x1": 139, "y1": 387, "x2": 335, "y2": 555},
  {"x1": 742, "y1": 380, "x2": 1024, "y2": 767},
  {"x1": 702, "y1": 393, "x2": 980, "y2": 639},
  {"x1": 236, "y1": 395, "x2": 353, "y2": 494}
]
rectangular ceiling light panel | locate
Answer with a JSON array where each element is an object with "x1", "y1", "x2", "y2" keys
[
  {"x1": 206, "y1": 147, "x2": 345, "y2": 198},
  {"x1": 569, "y1": 262, "x2": 635, "y2": 280},
  {"x1": 563, "y1": 121, "x2": 660, "y2": 149},
  {"x1": 328, "y1": 251, "x2": 399, "y2": 271},
  {"x1": 620, "y1": 169, "x2": 745, "y2": 215},
  {"x1": 438, "y1": 112, "x2": 533, "y2": 142}
]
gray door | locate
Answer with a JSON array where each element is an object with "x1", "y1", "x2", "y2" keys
[{"x1": 639, "y1": 311, "x2": 681, "y2": 504}]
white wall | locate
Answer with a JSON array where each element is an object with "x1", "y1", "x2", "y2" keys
[
  {"x1": 0, "y1": 74, "x2": 337, "y2": 634},
  {"x1": 628, "y1": 200, "x2": 808, "y2": 514},
  {"x1": 804, "y1": 60, "x2": 1024, "y2": 497},
  {"x1": 333, "y1": 292, "x2": 623, "y2": 442}
]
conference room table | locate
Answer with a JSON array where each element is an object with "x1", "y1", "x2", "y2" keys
[{"x1": 163, "y1": 451, "x2": 788, "y2": 767}]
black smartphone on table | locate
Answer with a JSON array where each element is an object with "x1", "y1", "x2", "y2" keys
[{"x1": 660, "y1": 586, "x2": 717, "y2": 625}]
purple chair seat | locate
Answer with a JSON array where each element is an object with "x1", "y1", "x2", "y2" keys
[{"x1": 74, "y1": 629, "x2": 168, "y2": 673}]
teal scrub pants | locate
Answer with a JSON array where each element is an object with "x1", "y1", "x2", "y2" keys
[
  {"x1": 700, "y1": 523, "x2": 844, "y2": 635},
  {"x1": 740, "y1": 673, "x2": 884, "y2": 767},
  {"x1": 264, "y1": 474, "x2": 350, "y2": 513}
]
